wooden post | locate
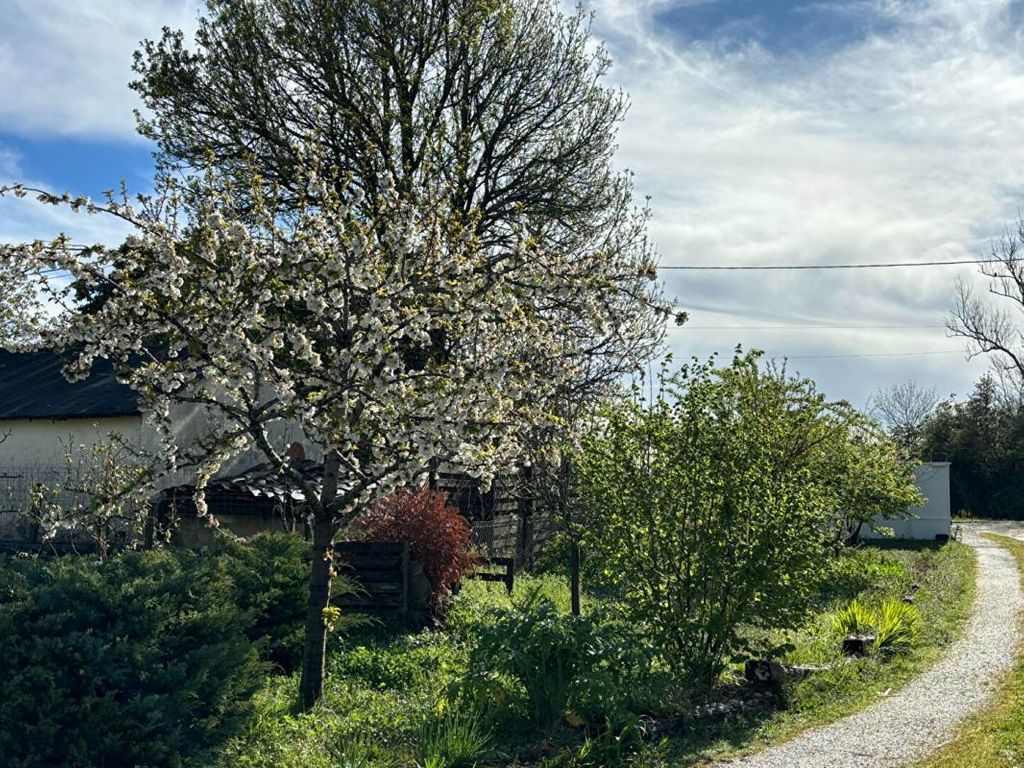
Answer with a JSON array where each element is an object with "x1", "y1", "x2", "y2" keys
[
  {"x1": 400, "y1": 540, "x2": 410, "y2": 619},
  {"x1": 570, "y1": 540, "x2": 581, "y2": 617},
  {"x1": 516, "y1": 465, "x2": 533, "y2": 568}
]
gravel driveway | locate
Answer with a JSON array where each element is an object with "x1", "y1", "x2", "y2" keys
[{"x1": 715, "y1": 524, "x2": 1022, "y2": 768}]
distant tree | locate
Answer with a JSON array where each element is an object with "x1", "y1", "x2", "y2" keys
[
  {"x1": 949, "y1": 216, "x2": 1024, "y2": 391},
  {"x1": 922, "y1": 375, "x2": 1024, "y2": 519},
  {"x1": 131, "y1": 0, "x2": 640, "y2": 263},
  {"x1": 821, "y1": 422, "x2": 923, "y2": 545},
  {"x1": 867, "y1": 380, "x2": 940, "y2": 455}
]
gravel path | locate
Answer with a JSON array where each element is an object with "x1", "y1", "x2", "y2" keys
[{"x1": 716, "y1": 525, "x2": 1022, "y2": 768}]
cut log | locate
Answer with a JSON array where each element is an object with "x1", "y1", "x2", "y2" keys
[{"x1": 744, "y1": 660, "x2": 827, "y2": 683}]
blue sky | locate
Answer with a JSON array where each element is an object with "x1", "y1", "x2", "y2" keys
[{"x1": 3, "y1": 0, "x2": 1022, "y2": 406}]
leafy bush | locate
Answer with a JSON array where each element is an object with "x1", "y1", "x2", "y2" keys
[
  {"x1": 577, "y1": 353, "x2": 842, "y2": 686},
  {"x1": 352, "y1": 487, "x2": 479, "y2": 611},
  {"x1": 0, "y1": 549, "x2": 266, "y2": 768},
  {"x1": 466, "y1": 591, "x2": 642, "y2": 727},
  {"x1": 213, "y1": 532, "x2": 312, "y2": 670}
]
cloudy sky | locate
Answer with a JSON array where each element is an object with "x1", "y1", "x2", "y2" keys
[{"x1": 2, "y1": 0, "x2": 1021, "y2": 406}]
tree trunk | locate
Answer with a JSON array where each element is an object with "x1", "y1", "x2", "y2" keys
[
  {"x1": 560, "y1": 454, "x2": 581, "y2": 617},
  {"x1": 570, "y1": 539, "x2": 581, "y2": 617},
  {"x1": 298, "y1": 513, "x2": 334, "y2": 711},
  {"x1": 298, "y1": 450, "x2": 342, "y2": 711}
]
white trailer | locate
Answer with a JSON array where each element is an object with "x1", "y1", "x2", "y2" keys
[{"x1": 862, "y1": 461, "x2": 952, "y2": 541}]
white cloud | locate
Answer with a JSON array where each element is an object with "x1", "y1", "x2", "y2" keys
[
  {"x1": 588, "y1": 0, "x2": 1024, "y2": 403},
  {"x1": 0, "y1": 0, "x2": 200, "y2": 140},
  {"x1": 0, "y1": 144, "x2": 19, "y2": 177},
  {"x1": 0, "y1": 0, "x2": 1016, "y2": 403}
]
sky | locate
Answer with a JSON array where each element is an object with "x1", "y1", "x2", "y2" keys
[{"x1": 2, "y1": 0, "x2": 1022, "y2": 407}]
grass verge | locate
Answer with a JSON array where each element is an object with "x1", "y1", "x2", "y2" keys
[
  {"x1": 914, "y1": 533, "x2": 1024, "y2": 768},
  {"x1": 669, "y1": 541, "x2": 977, "y2": 766}
]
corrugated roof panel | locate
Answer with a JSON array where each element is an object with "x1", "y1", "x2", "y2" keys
[{"x1": 0, "y1": 349, "x2": 140, "y2": 420}]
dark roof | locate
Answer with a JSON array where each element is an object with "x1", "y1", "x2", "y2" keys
[
  {"x1": 162, "y1": 459, "x2": 326, "y2": 506},
  {"x1": 0, "y1": 349, "x2": 140, "y2": 421}
]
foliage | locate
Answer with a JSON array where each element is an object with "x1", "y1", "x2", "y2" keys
[
  {"x1": 352, "y1": 488, "x2": 479, "y2": 612},
  {"x1": 218, "y1": 546, "x2": 974, "y2": 768},
  {"x1": 819, "y1": 423, "x2": 924, "y2": 545},
  {"x1": 211, "y1": 532, "x2": 367, "y2": 671},
  {"x1": 831, "y1": 597, "x2": 920, "y2": 654},
  {"x1": 0, "y1": 549, "x2": 266, "y2": 768},
  {"x1": 23, "y1": 430, "x2": 158, "y2": 559},
  {"x1": 130, "y1": 0, "x2": 664, "y2": 303},
  {"x1": 832, "y1": 599, "x2": 877, "y2": 637},
  {"x1": 416, "y1": 711, "x2": 493, "y2": 768},
  {"x1": 1, "y1": 0, "x2": 671, "y2": 710},
  {"x1": 0, "y1": 249, "x2": 47, "y2": 350},
  {"x1": 874, "y1": 598, "x2": 921, "y2": 653},
  {"x1": 577, "y1": 352, "x2": 848, "y2": 686},
  {"x1": 464, "y1": 590, "x2": 648, "y2": 727},
  {"x1": 540, "y1": 717, "x2": 663, "y2": 768},
  {"x1": 922, "y1": 375, "x2": 1024, "y2": 518}
]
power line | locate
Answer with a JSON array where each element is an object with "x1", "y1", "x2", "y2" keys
[
  {"x1": 785, "y1": 350, "x2": 963, "y2": 360},
  {"x1": 675, "y1": 324, "x2": 948, "y2": 331},
  {"x1": 658, "y1": 258, "x2": 996, "y2": 271}
]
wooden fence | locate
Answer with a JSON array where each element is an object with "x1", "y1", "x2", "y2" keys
[{"x1": 334, "y1": 541, "x2": 430, "y2": 626}]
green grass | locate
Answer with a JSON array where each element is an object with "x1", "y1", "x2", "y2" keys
[
  {"x1": 214, "y1": 546, "x2": 976, "y2": 768},
  {"x1": 913, "y1": 533, "x2": 1024, "y2": 768}
]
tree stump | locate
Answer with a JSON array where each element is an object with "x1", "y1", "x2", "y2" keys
[{"x1": 842, "y1": 634, "x2": 876, "y2": 657}]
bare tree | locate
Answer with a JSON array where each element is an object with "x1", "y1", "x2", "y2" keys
[
  {"x1": 131, "y1": 0, "x2": 641, "y2": 262},
  {"x1": 867, "y1": 380, "x2": 939, "y2": 454},
  {"x1": 949, "y1": 217, "x2": 1024, "y2": 392}
]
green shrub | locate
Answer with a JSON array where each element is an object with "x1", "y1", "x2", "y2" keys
[
  {"x1": 0, "y1": 549, "x2": 267, "y2": 768},
  {"x1": 213, "y1": 532, "x2": 312, "y2": 670},
  {"x1": 577, "y1": 353, "x2": 844, "y2": 686},
  {"x1": 466, "y1": 591, "x2": 643, "y2": 727},
  {"x1": 832, "y1": 599, "x2": 877, "y2": 637}
]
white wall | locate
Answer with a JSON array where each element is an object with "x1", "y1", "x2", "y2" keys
[
  {"x1": 0, "y1": 415, "x2": 144, "y2": 518},
  {"x1": 862, "y1": 462, "x2": 951, "y2": 541},
  {"x1": 0, "y1": 415, "x2": 143, "y2": 469}
]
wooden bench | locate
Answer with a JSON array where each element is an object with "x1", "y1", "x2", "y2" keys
[{"x1": 467, "y1": 555, "x2": 515, "y2": 594}]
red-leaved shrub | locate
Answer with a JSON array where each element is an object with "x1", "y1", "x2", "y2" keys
[{"x1": 352, "y1": 487, "x2": 479, "y2": 610}]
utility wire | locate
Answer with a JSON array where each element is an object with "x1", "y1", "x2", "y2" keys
[
  {"x1": 658, "y1": 258, "x2": 997, "y2": 270},
  {"x1": 784, "y1": 350, "x2": 963, "y2": 360},
  {"x1": 676, "y1": 324, "x2": 949, "y2": 330}
]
